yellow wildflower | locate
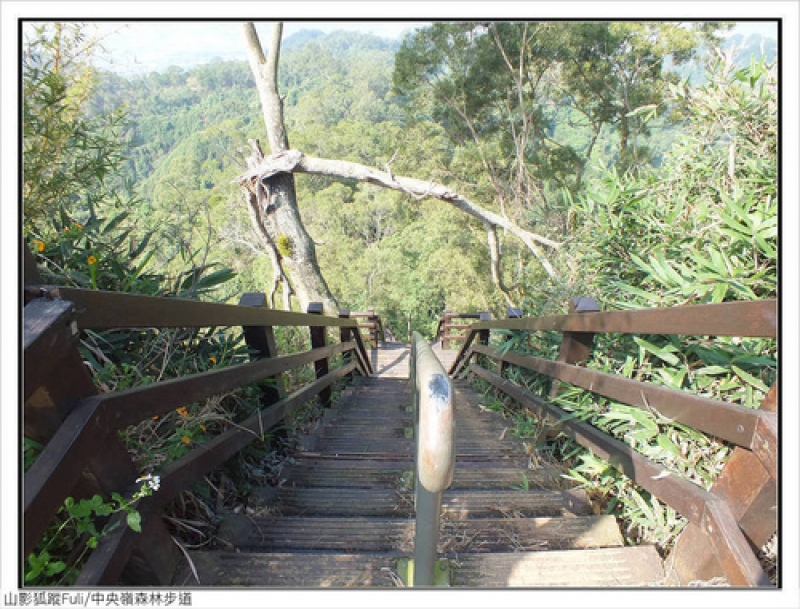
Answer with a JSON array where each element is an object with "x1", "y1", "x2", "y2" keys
[
  {"x1": 152, "y1": 415, "x2": 159, "y2": 421},
  {"x1": 87, "y1": 255, "x2": 97, "y2": 265},
  {"x1": 176, "y1": 406, "x2": 189, "y2": 417},
  {"x1": 74, "y1": 222, "x2": 83, "y2": 230},
  {"x1": 32, "y1": 239, "x2": 45, "y2": 252},
  {"x1": 199, "y1": 425, "x2": 207, "y2": 432},
  {"x1": 181, "y1": 435, "x2": 192, "y2": 445},
  {"x1": 209, "y1": 356, "x2": 217, "y2": 365}
]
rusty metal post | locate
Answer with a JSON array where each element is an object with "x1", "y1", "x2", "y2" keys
[
  {"x1": 308, "y1": 303, "x2": 331, "y2": 408},
  {"x1": 411, "y1": 332, "x2": 454, "y2": 586}
]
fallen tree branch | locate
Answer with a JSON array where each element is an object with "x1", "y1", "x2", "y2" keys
[{"x1": 234, "y1": 149, "x2": 561, "y2": 278}]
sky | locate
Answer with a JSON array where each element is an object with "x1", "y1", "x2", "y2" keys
[
  {"x1": 89, "y1": 21, "x2": 426, "y2": 76},
  {"x1": 80, "y1": 19, "x2": 781, "y2": 77}
]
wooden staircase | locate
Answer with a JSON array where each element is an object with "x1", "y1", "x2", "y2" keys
[{"x1": 174, "y1": 342, "x2": 664, "y2": 587}]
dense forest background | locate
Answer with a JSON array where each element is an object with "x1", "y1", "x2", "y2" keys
[{"x1": 25, "y1": 23, "x2": 778, "y2": 337}]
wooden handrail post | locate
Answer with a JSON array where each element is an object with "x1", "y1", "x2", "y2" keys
[
  {"x1": 367, "y1": 307, "x2": 378, "y2": 349},
  {"x1": 308, "y1": 302, "x2": 331, "y2": 408},
  {"x1": 477, "y1": 312, "x2": 491, "y2": 346},
  {"x1": 441, "y1": 309, "x2": 452, "y2": 349},
  {"x1": 339, "y1": 309, "x2": 354, "y2": 381},
  {"x1": 239, "y1": 292, "x2": 285, "y2": 407},
  {"x1": 23, "y1": 294, "x2": 177, "y2": 583},
  {"x1": 500, "y1": 308, "x2": 523, "y2": 378},
  {"x1": 666, "y1": 383, "x2": 778, "y2": 585},
  {"x1": 549, "y1": 297, "x2": 600, "y2": 398}
]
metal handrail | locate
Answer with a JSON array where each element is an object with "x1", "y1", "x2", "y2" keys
[{"x1": 410, "y1": 332, "x2": 455, "y2": 586}]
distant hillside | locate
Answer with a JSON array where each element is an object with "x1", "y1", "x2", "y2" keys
[
  {"x1": 282, "y1": 29, "x2": 327, "y2": 51},
  {"x1": 726, "y1": 33, "x2": 778, "y2": 64},
  {"x1": 669, "y1": 32, "x2": 778, "y2": 84},
  {"x1": 284, "y1": 28, "x2": 401, "y2": 55}
]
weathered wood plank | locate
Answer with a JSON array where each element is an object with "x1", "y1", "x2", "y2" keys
[
  {"x1": 468, "y1": 299, "x2": 777, "y2": 338},
  {"x1": 453, "y1": 546, "x2": 665, "y2": 587},
  {"x1": 175, "y1": 551, "x2": 403, "y2": 587},
  {"x1": 24, "y1": 298, "x2": 78, "y2": 403},
  {"x1": 250, "y1": 487, "x2": 591, "y2": 518},
  {"x1": 41, "y1": 286, "x2": 360, "y2": 329},
  {"x1": 216, "y1": 514, "x2": 623, "y2": 553},
  {"x1": 473, "y1": 343, "x2": 767, "y2": 448}
]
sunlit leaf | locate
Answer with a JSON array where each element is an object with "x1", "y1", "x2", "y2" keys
[
  {"x1": 732, "y1": 365, "x2": 769, "y2": 392},
  {"x1": 633, "y1": 337, "x2": 680, "y2": 366}
]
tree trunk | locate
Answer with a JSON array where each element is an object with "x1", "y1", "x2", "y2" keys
[
  {"x1": 486, "y1": 223, "x2": 516, "y2": 306},
  {"x1": 241, "y1": 23, "x2": 337, "y2": 313}
]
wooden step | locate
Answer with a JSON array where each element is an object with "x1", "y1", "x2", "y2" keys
[
  {"x1": 371, "y1": 345, "x2": 411, "y2": 380},
  {"x1": 310, "y1": 437, "x2": 413, "y2": 455},
  {"x1": 215, "y1": 514, "x2": 623, "y2": 553},
  {"x1": 173, "y1": 363, "x2": 670, "y2": 588},
  {"x1": 175, "y1": 551, "x2": 403, "y2": 587},
  {"x1": 280, "y1": 457, "x2": 566, "y2": 490},
  {"x1": 279, "y1": 457, "x2": 411, "y2": 488},
  {"x1": 176, "y1": 545, "x2": 664, "y2": 588},
  {"x1": 452, "y1": 546, "x2": 665, "y2": 587},
  {"x1": 247, "y1": 486, "x2": 593, "y2": 518},
  {"x1": 440, "y1": 488, "x2": 592, "y2": 518}
]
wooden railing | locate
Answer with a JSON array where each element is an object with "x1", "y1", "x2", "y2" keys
[
  {"x1": 450, "y1": 297, "x2": 778, "y2": 587},
  {"x1": 435, "y1": 310, "x2": 490, "y2": 350},
  {"x1": 23, "y1": 279, "x2": 372, "y2": 585},
  {"x1": 341, "y1": 307, "x2": 385, "y2": 349}
]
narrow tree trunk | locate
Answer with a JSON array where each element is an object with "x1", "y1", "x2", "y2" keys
[
  {"x1": 241, "y1": 23, "x2": 337, "y2": 313},
  {"x1": 486, "y1": 224, "x2": 516, "y2": 307}
]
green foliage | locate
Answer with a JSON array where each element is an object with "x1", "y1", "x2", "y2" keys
[
  {"x1": 23, "y1": 23, "x2": 129, "y2": 232},
  {"x1": 277, "y1": 234, "x2": 294, "y2": 258},
  {"x1": 564, "y1": 453, "x2": 686, "y2": 549},
  {"x1": 486, "y1": 50, "x2": 776, "y2": 553},
  {"x1": 393, "y1": 22, "x2": 724, "y2": 215},
  {"x1": 567, "y1": 52, "x2": 776, "y2": 309},
  {"x1": 26, "y1": 477, "x2": 159, "y2": 585},
  {"x1": 29, "y1": 209, "x2": 162, "y2": 293}
]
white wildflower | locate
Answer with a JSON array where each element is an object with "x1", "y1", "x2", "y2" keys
[{"x1": 136, "y1": 473, "x2": 161, "y2": 492}]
